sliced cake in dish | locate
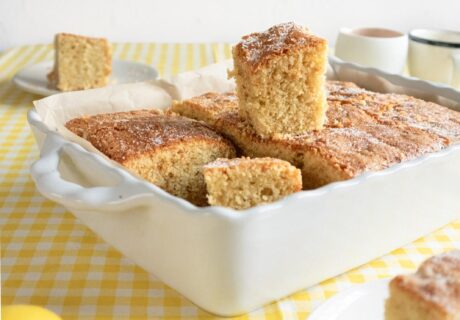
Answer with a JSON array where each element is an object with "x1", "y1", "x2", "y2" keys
[
  {"x1": 203, "y1": 157, "x2": 302, "y2": 210},
  {"x1": 172, "y1": 82, "x2": 451, "y2": 189},
  {"x1": 65, "y1": 109, "x2": 237, "y2": 206}
]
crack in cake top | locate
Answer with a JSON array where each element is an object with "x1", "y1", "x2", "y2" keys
[{"x1": 233, "y1": 22, "x2": 327, "y2": 71}]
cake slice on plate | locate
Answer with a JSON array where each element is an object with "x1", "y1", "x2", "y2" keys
[
  {"x1": 385, "y1": 250, "x2": 460, "y2": 320},
  {"x1": 48, "y1": 33, "x2": 112, "y2": 91}
]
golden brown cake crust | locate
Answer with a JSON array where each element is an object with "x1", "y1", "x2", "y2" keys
[
  {"x1": 65, "y1": 109, "x2": 234, "y2": 164},
  {"x1": 204, "y1": 156, "x2": 299, "y2": 171},
  {"x1": 66, "y1": 109, "x2": 237, "y2": 206},
  {"x1": 65, "y1": 109, "x2": 164, "y2": 139},
  {"x1": 389, "y1": 250, "x2": 460, "y2": 317},
  {"x1": 58, "y1": 32, "x2": 108, "y2": 42},
  {"x1": 418, "y1": 250, "x2": 460, "y2": 279},
  {"x1": 214, "y1": 109, "x2": 406, "y2": 178},
  {"x1": 234, "y1": 22, "x2": 327, "y2": 72},
  {"x1": 172, "y1": 92, "x2": 239, "y2": 123},
  {"x1": 327, "y1": 81, "x2": 460, "y2": 144},
  {"x1": 172, "y1": 84, "x2": 451, "y2": 185}
]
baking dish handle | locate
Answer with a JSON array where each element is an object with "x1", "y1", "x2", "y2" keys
[{"x1": 31, "y1": 133, "x2": 156, "y2": 210}]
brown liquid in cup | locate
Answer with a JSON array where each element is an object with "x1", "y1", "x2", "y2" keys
[{"x1": 352, "y1": 28, "x2": 403, "y2": 38}]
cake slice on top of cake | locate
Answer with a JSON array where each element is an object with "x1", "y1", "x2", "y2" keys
[
  {"x1": 172, "y1": 85, "x2": 448, "y2": 189},
  {"x1": 48, "y1": 33, "x2": 112, "y2": 91},
  {"x1": 230, "y1": 22, "x2": 328, "y2": 138}
]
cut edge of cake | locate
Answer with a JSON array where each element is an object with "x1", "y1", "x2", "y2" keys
[
  {"x1": 230, "y1": 22, "x2": 328, "y2": 138},
  {"x1": 203, "y1": 157, "x2": 302, "y2": 210},
  {"x1": 48, "y1": 33, "x2": 112, "y2": 91},
  {"x1": 172, "y1": 87, "x2": 451, "y2": 189},
  {"x1": 65, "y1": 109, "x2": 237, "y2": 206}
]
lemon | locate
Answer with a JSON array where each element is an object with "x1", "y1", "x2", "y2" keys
[{"x1": 2, "y1": 305, "x2": 62, "y2": 320}]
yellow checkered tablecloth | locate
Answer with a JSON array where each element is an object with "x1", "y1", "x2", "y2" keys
[{"x1": 1, "y1": 43, "x2": 460, "y2": 320}]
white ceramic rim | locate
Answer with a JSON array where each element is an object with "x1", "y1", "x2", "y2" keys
[
  {"x1": 308, "y1": 279, "x2": 390, "y2": 320},
  {"x1": 13, "y1": 60, "x2": 159, "y2": 97},
  {"x1": 409, "y1": 29, "x2": 460, "y2": 48},
  {"x1": 339, "y1": 27, "x2": 406, "y2": 39},
  {"x1": 28, "y1": 56, "x2": 460, "y2": 218}
]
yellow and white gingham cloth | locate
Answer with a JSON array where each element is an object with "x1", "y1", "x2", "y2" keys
[{"x1": 1, "y1": 43, "x2": 460, "y2": 320}]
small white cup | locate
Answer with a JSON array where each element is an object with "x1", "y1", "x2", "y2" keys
[
  {"x1": 335, "y1": 27, "x2": 408, "y2": 74},
  {"x1": 408, "y1": 29, "x2": 460, "y2": 88}
]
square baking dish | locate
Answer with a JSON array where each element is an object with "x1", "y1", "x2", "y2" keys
[{"x1": 29, "y1": 57, "x2": 460, "y2": 316}]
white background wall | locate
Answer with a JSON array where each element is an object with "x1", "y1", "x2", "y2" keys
[{"x1": 0, "y1": 0, "x2": 459, "y2": 51}]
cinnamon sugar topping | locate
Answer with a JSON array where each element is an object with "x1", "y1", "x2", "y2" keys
[
  {"x1": 392, "y1": 250, "x2": 460, "y2": 314},
  {"x1": 235, "y1": 22, "x2": 326, "y2": 71},
  {"x1": 173, "y1": 81, "x2": 457, "y2": 188},
  {"x1": 66, "y1": 109, "x2": 232, "y2": 163}
]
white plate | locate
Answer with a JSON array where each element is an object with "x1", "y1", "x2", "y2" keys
[
  {"x1": 13, "y1": 60, "x2": 158, "y2": 96},
  {"x1": 309, "y1": 279, "x2": 390, "y2": 320}
]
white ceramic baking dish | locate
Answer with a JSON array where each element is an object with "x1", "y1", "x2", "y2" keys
[{"x1": 29, "y1": 57, "x2": 460, "y2": 316}]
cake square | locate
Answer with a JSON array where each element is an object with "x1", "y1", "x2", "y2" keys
[
  {"x1": 385, "y1": 250, "x2": 460, "y2": 320},
  {"x1": 65, "y1": 110, "x2": 236, "y2": 206},
  {"x1": 48, "y1": 33, "x2": 112, "y2": 91},
  {"x1": 327, "y1": 81, "x2": 460, "y2": 143},
  {"x1": 172, "y1": 82, "x2": 449, "y2": 189},
  {"x1": 172, "y1": 91, "x2": 401, "y2": 188},
  {"x1": 230, "y1": 22, "x2": 328, "y2": 138},
  {"x1": 203, "y1": 157, "x2": 302, "y2": 210}
]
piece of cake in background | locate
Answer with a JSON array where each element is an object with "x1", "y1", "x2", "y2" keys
[
  {"x1": 48, "y1": 33, "x2": 112, "y2": 91},
  {"x1": 203, "y1": 157, "x2": 302, "y2": 210},
  {"x1": 65, "y1": 109, "x2": 236, "y2": 206},
  {"x1": 230, "y1": 22, "x2": 328, "y2": 138},
  {"x1": 385, "y1": 250, "x2": 460, "y2": 320}
]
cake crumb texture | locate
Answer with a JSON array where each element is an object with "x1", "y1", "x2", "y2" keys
[
  {"x1": 230, "y1": 22, "x2": 328, "y2": 137},
  {"x1": 385, "y1": 250, "x2": 460, "y2": 320},
  {"x1": 48, "y1": 33, "x2": 112, "y2": 91},
  {"x1": 66, "y1": 109, "x2": 236, "y2": 206},
  {"x1": 172, "y1": 80, "x2": 456, "y2": 189},
  {"x1": 203, "y1": 157, "x2": 302, "y2": 210}
]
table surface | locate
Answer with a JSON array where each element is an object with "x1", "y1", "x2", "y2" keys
[{"x1": 1, "y1": 43, "x2": 460, "y2": 320}]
